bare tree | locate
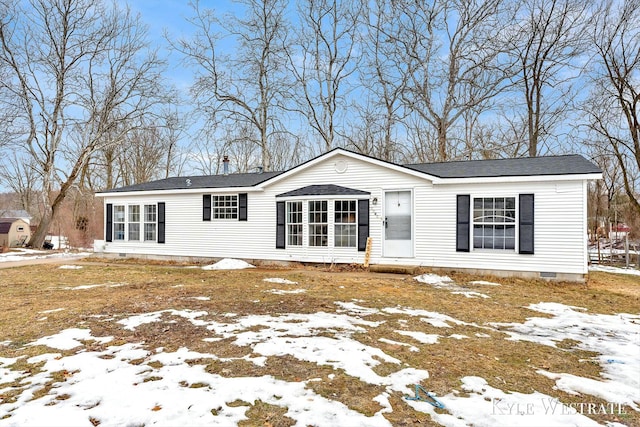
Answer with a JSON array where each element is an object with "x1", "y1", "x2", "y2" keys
[
  {"x1": 585, "y1": 0, "x2": 640, "y2": 215},
  {"x1": 287, "y1": 0, "x2": 361, "y2": 151},
  {"x1": 174, "y1": 0, "x2": 291, "y2": 172},
  {"x1": 395, "y1": 0, "x2": 510, "y2": 161},
  {"x1": 89, "y1": 110, "x2": 188, "y2": 190},
  {"x1": 160, "y1": 109, "x2": 190, "y2": 179},
  {"x1": 0, "y1": 153, "x2": 40, "y2": 216},
  {"x1": 118, "y1": 126, "x2": 168, "y2": 186},
  {"x1": 350, "y1": 0, "x2": 408, "y2": 162},
  {"x1": 0, "y1": 0, "x2": 167, "y2": 248},
  {"x1": 504, "y1": 0, "x2": 591, "y2": 157}
]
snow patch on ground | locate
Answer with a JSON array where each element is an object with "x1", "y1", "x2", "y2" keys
[
  {"x1": 0, "y1": 356, "x2": 23, "y2": 385},
  {"x1": 395, "y1": 331, "x2": 440, "y2": 344},
  {"x1": 335, "y1": 301, "x2": 381, "y2": 316},
  {"x1": 414, "y1": 274, "x2": 494, "y2": 299},
  {"x1": 61, "y1": 282, "x2": 126, "y2": 290},
  {"x1": 448, "y1": 334, "x2": 469, "y2": 340},
  {"x1": 0, "y1": 250, "x2": 91, "y2": 263},
  {"x1": 382, "y1": 306, "x2": 470, "y2": 328},
  {"x1": 468, "y1": 280, "x2": 502, "y2": 286},
  {"x1": 491, "y1": 302, "x2": 640, "y2": 411},
  {"x1": 27, "y1": 328, "x2": 113, "y2": 351},
  {"x1": 414, "y1": 273, "x2": 454, "y2": 286},
  {"x1": 590, "y1": 265, "x2": 640, "y2": 276},
  {"x1": 265, "y1": 289, "x2": 306, "y2": 295},
  {"x1": 2, "y1": 298, "x2": 637, "y2": 426},
  {"x1": 451, "y1": 291, "x2": 490, "y2": 299},
  {"x1": 202, "y1": 258, "x2": 255, "y2": 270},
  {"x1": 537, "y1": 370, "x2": 639, "y2": 411},
  {"x1": 378, "y1": 338, "x2": 419, "y2": 352},
  {"x1": 58, "y1": 265, "x2": 83, "y2": 269},
  {"x1": 263, "y1": 277, "x2": 298, "y2": 285},
  {"x1": 118, "y1": 310, "x2": 210, "y2": 331},
  {"x1": 412, "y1": 376, "x2": 607, "y2": 427},
  {"x1": 38, "y1": 308, "x2": 65, "y2": 314},
  {"x1": 0, "y1": 343, "x2": 393, "y2": 427}
]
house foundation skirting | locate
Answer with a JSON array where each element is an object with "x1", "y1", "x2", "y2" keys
[{"x1": 96, "y1": 253, "x2": 585, "y2": 282}]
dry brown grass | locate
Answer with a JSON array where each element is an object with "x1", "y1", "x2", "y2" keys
[{"x1": 0, "y1": 260, "x2": 638, "y2": 426}]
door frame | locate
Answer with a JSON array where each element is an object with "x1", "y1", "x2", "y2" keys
[{"x1": 382, "y1": 188, "x2": 414, "y2": 258}]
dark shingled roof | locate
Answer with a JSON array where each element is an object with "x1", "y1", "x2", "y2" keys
[
  {"x1": 404, "y1": 154, "x2": 601, "y2": 178},
  {"x1": 277, "y1": 184, "x2": 370, "y2": 198},
  {"x1": 101, "y1": 151, "x2": 601, "y2": 194},
  {"x1": 100, "y1": 171, "x2": 283, "y2": 193},
  {"x1": 0, "y1": 218, "x2": 18, "y2": 234}
]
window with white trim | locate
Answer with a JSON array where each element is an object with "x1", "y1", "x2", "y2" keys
[
  {"x1": 213, "y1": 195, "x2": 238, "y2": 219},
  {"x1": 334, "y1": 200, "x2": 356, "y2": 247},
  {"x1": 128, "y1": 205, "x2": 140, "y2": 241},
  {"x1": 308, "y1": 200, "x2": 328, "y2": 247},
  {"x1": 472, "y1": 197, "x2": 515, "y2": 250},
  {"x1": 287, "y1": 201, "x2": 303, "y2": 246},
  {"x1": 144, "y1": 204, "x2": 157, "y2": 241},
  {"x1": 113, "y1": 205, "x2": 125, "y2": 241}
]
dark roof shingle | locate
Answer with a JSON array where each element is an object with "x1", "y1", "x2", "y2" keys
[
  {"x1": 100, "y1": 171, "x2": 282, "y2": 193},
  {"x1": 277, "y1": 184, "x2": 370, "y2": 198},
  {"x1": 101, "y1": 151, "x2": 601, "y2": 194},
  {"x1": 404, "y1": 154, "x2": 601, "y2": 178},
  {"x1": 0, "y1": 218, "x2": 19, "y2": 234}
]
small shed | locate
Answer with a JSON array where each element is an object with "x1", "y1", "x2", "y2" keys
[{"x1": 0, "y1": 218, "x2": 31, "y2": 248}]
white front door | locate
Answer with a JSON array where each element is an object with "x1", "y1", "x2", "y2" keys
[{"x1": 384, "y1": 190, "x2": 413, "y2": 257}]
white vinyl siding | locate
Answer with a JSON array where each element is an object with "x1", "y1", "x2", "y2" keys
[{"x1": 102, "y1": 152, "x2": 591, "y2": 276}]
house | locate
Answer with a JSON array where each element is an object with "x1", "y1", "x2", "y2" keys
[
  {"x1": 96, "y1": 148, "x2": 602, "y2": 281},
  {"x1": 0, "y1": 218, "x2": 31, "y2": 248}
]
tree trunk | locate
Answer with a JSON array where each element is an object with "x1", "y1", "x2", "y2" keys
[
  {"x1": 29, "y1": 208, "x2": 53, "y2": 249},
  {"x1": 437, "y1": 120, "x2": 448, "y2": 161}
]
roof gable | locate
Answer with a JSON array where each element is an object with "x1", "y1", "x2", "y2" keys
[
  {"x1": 261, "y1": 148, "x2": 433, "y2": 188},
  {"x1": 277, "y1": 184, "x2": 370, "y2": 198}
]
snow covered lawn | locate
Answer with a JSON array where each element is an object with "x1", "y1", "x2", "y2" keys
[
  {"x1": 0, "y1": 264, "x2": 637, "y2": 426},
  {"x1": 0, "y1": 248, "x2": 90, "y2": 264}
]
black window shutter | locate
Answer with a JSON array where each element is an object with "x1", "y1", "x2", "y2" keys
[
  {"x1": 105, "y1": 203, "x2": 113, "y2": 242},
  {"x1": 357, "y1": 199, "x2": 369, "y2": 251},
  {"x1": 157, "y1": 202, "x2": 165, "y2": 244},
  {"x1": 203, "y1": 195, "x2": 211, "y2": 221},
  {"x1": 519, "y1": 194, "x2": 534, "y2": 254},
  {"x1": 276, "y1": 201, "x2": 285, "y2": 249},
  {"x1": 238, "y1": 193, "x2": 248, "y2": 221},
  {"x1": 456, "y1": 195, "x2": 470, "y2": 252}
]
